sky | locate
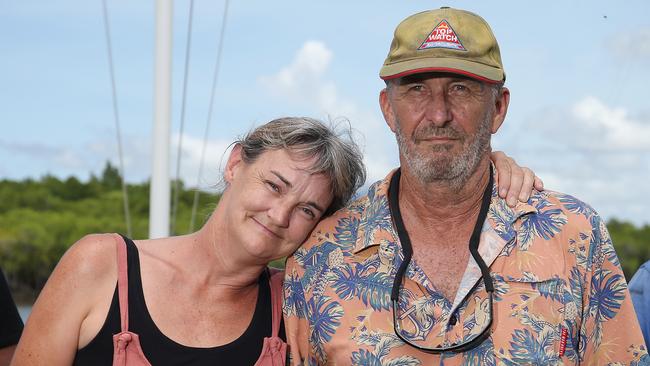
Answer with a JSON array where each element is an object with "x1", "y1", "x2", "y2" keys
[{"x1": 1, "y1": 0, "x2": 649, "y2": 226}]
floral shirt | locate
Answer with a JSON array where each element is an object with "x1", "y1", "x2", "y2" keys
[{"x1": 284, "y1": 170, "x2": 649, "y2": 365}]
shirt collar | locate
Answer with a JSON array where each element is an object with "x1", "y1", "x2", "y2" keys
[
  {"x1": 487, "y1": 162, "x2": 538, "y2": 243},
  {"x1": 352, "y1": 165, "x2": 538, "y2": 254},
  {"x1": 352, "y1": 169, "x2": 398, "y2": 254}
]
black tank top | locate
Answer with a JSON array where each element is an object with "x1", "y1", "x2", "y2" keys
[{"x1": 74, "y1": 237, "x2": 284, "y2": 365}]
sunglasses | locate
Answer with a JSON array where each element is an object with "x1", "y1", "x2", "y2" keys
[{"x1": 387, "y1": 167, "x2": 495, "y2": 353}]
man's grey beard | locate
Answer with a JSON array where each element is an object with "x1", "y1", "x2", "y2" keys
[{"x1": 395, "y1": 109, "x2": 493, "y2": 190}]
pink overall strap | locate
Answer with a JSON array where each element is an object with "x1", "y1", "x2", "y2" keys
[
  {"x1": 114, "y1": 234, "x2": 130, "y2": 332},
  {"x1": 111, "y1": 235, "x2": 152, "y2": 366},
  {"x1": 253, "y1": 268, "x2": 288, "y2": 366},
  {"x1": 268, "y1": 269, "x2": 284, "y2": 337}
]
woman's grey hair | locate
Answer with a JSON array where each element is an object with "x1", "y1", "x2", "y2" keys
[{"x1": 235, "y1": 117, "x2": 366, "y2": 216}]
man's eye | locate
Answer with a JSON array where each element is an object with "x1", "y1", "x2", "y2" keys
[
  {"x1": 449, "y1": 83, "x2": 475, "y2": 97},
  {"x1": 451, "y1": 84, "x2": 468, "y2": 92}
]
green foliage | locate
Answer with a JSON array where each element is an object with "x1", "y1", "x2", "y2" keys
[
  {"x1": 1, "y1": 164, "x2": 648, "y2": 300},
  {"x1": 0, "y1": 163, "x2": 219, "y2": 299},
  {"x1": 100, "y1": 161, "x2": 122, "y2": 191},
  {"x1": 608, "y1": 219, "x2": 650, "y2": 280}
]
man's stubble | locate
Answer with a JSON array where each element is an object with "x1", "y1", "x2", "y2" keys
[{"x1": 394, "y1": 106, "x2": 494, "y2": 191}]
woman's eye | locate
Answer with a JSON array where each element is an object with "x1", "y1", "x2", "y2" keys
[
  {"x1": 301, "y1": 207, "x2": 315, "y2": 219},
  {"x1": 266, "y1": 181, "x2": 280, "y2": 193}
]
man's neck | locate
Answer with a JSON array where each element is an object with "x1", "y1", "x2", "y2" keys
[
  {"x1": 396, "y1": 158, "x2": 492, "y2": 301},
  {"x1": 398, "y1": 158, "x2": 492, "y2": 227}
]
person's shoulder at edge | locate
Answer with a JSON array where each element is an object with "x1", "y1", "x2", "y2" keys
[
  {"x1": 629, "y1": 259, "x2": 650, "y2": 307},
  {"x1": 632, "y1": 261, "x2": 650, "y2": 277}
]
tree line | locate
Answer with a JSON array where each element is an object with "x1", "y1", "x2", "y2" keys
[
  {"x1": 0, "y1": 162, "x2": 218, "y2": 302},
  {"x1": 1, "y1": 162, "x2": 649, "y2": 303}
]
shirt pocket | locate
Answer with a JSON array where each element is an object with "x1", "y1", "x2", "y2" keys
[{"x1": 492, "y1": 275, "x2": 575, "y2": 364}]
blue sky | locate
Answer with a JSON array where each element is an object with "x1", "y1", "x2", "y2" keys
[{"x1": 1, "y1": 0, "x2": 649, "y2": 225}]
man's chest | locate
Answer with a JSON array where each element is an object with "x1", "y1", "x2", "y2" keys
[
  {"x1": 413, "y1": 246, "x2": 469, "y2": 300},
  {"x1": 409, "y1": 227, "x2": 473, "y2": 302}
]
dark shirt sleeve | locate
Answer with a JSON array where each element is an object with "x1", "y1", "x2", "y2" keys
[{"x1": 0, "y1": 269, "x2": 24, "y2": 348}]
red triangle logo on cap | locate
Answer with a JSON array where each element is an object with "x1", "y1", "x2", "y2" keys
[{"x1": 418, "y1": 20, "x2": 466, "y2": 51}]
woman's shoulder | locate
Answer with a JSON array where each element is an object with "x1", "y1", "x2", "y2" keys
[
  {"x1": 61, "y1": 233, "x2": 121, "y2": 279},
  {"x1": 12, "y1": 233, "x2": 122, "y2": 364}
]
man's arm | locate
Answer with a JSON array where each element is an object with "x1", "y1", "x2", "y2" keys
[{"x1": 579, "y1": 215, "x2": 649, "y2": 364}]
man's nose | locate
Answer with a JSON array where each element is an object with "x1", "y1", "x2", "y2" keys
[{"x1": 423, "y1": 91, "x2": 452, "y2": 126}]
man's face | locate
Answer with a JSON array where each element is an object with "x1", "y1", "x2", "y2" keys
[{"x1": 379, "y1": 73, "x2": 509, "y2": 188}]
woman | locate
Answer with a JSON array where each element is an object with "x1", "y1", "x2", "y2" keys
[{"x1": 12, "y1": 117, "x2": 539, "y2": 365}]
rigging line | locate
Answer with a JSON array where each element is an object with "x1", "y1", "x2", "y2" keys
[
  {"x1": 101, "y1": 0, "x2": 132, "y2": 238},
  {"x1": 171, "y1": 0, "x2": 195, "y2": 235},
  {"x1": 189, "y1": 0, "x2": 230, "y2": 233}
]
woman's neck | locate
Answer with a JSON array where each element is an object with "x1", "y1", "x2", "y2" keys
[{"x1": 187, "y1": 214, "x2": 267, "y2": 297}]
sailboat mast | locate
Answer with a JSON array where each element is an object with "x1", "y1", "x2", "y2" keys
[{"x1": 149, "y1": 0, "x2": 172, "y2": 239}]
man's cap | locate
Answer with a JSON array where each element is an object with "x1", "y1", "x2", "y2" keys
[{"x1": 380, "y1": 7, "x2": 505, "y2": 83}]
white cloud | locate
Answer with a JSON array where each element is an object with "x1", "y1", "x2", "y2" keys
[
  {"x1": 258, "y1": 41, "x2": 399, "y2": 188},
  {"x1": 259, "y1": 40, "x2": 334, "y2": 104},
  {"x1": 170, "y1": 132, "x2": 233, "y2": 189},
  {"x1": 572, "y1": 96, "x2": 650, "y2": 151},
  {"x1": 500, "y1": 96, "x2": 650, "y2": 226}
]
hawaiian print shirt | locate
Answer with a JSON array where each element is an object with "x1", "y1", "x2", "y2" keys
[{"x1": 284, "y1": 169, "x2": 649, "y2": 365}]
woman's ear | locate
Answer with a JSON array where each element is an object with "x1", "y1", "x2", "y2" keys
[{"x1": 224, "y1": 144, "x2": 244, "y2": 184}]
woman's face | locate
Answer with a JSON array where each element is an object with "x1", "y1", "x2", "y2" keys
[{"x1": 222, "y1": 146, "x2": 334, "y2": 263}]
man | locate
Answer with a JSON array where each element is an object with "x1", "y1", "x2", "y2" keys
[{"x1": 284, "y1": 7, "x2": 649, "y2": 365}]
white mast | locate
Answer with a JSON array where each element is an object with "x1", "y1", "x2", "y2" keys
[{"x1": 149, "y1": 0, "x2": 172, "y2": 239}]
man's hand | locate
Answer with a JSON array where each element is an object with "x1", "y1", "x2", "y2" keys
[{"x1": 491, "y1": 151, "x2": 544, "y2": 207}]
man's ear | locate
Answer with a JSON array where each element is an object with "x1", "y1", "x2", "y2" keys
[
  {"x1": 224, "y1": 144, "x2": 244, "y2": 184},
  {"x1": 379, "y1": 88, "x2": 398, "y2": 133},
  {"x1": 490, "y1": 87, "x2": 510, "y2": 133}
]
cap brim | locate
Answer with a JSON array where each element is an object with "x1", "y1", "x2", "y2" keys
[{"x1": 380, "y1": 57, "x2": 504, "y2": 83}]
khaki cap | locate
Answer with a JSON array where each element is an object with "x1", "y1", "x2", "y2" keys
[{"x1": 380, "y1": 7, "x2": 505, "y2": 83}]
